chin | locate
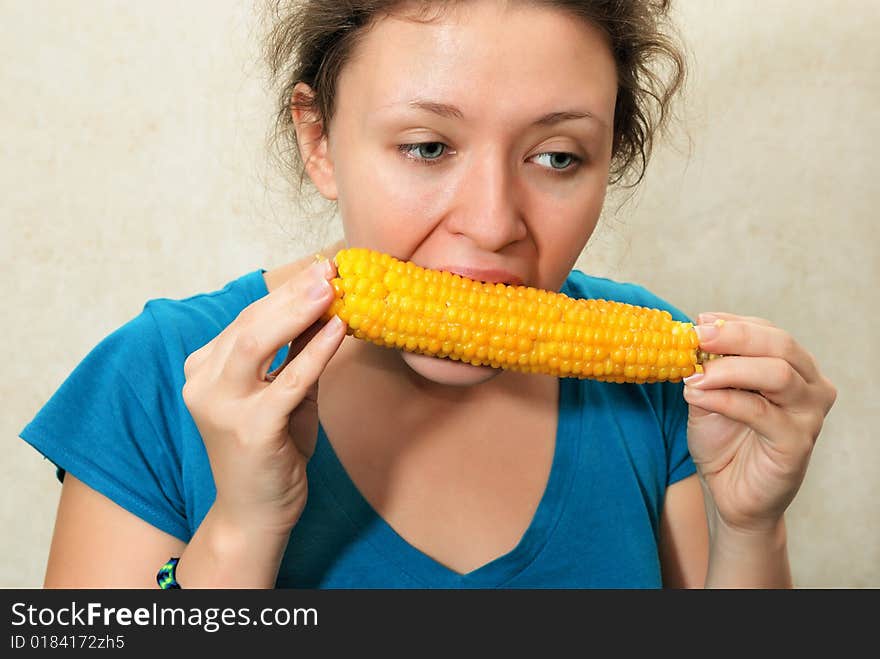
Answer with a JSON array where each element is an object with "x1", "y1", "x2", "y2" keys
[{"x1": 401, "y1": 352, "x2": 500, "y2": 387}]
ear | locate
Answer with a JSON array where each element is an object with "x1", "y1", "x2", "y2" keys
[{"x1": 291, "y1": 82, "x2": 337, "y2": 200}]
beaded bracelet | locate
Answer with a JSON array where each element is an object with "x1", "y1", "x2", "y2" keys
[{"x1": 156, "y1": 557, "x2": 181, "y2": 589}]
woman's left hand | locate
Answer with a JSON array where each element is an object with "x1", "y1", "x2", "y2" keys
[{"x1": 682, "y1": 312, "x2": 837, "y2": 535}]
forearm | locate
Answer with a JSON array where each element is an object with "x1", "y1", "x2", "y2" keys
[
  {"x1": 172, "y1": 505, "x2": 291, "y2": 589},
  {"x1": 704, "y1": 516, "x2": 792, "y2": 589}
]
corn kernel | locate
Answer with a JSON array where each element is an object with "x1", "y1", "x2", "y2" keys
[{"x1": 323, "y1": 248, "x2": 711, "y2": 383}]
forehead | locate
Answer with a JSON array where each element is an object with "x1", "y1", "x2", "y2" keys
[{"x1": 336, "y1": 1, "x2": 617, "y2": 122}]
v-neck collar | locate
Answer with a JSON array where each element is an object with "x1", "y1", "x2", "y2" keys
[{"x1": 309, "y1": 376, "x2": 584, "y2": 588}]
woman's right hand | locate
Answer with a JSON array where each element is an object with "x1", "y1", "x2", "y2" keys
[{"x1": 181, "y1": 256, "x2": 346, "y2": 539}]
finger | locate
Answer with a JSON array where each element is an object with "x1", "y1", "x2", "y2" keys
[
  {"x1": 208, "y1": 257, "x2": 333, "y2": 377},
  {"x1": 218, "y1": 259, "x2": 337, "y2": 388},
  {"x1": 260, "y1": 315, "x2": 346, "y2": 418},
  {"x1": 694, "y1": 320, "x2": 820, "y2": 384},
  {"x1": 264, "y1": 318, "x2": 326, "y2": 382},
  {"x1": 683, "y1": 385, "x2": 800, "y2": 446},
  {"x1": 683, "y1": 356, "x2": 810, "y2": 410},
  {"x1": 258, "y1": 255, "x2": 341, "y2": 378},
  {"x1": 697, "y1": 312, "x2": 775, "y2": 327}
]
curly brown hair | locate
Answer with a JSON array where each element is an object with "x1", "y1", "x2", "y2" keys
[{"x1": 262, "y1": 0, "x2": 686, "y2": 192}]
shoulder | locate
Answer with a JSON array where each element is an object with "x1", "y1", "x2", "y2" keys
[
  {"x1": 65, "y1": 268, "x2": 270, "y2": 404},
  {"x1": 562, "y1": 270, "x2": 693, "y2": 324},
  {"x1": 142, "y1": 269, "x2": 270, "y2": 351}
]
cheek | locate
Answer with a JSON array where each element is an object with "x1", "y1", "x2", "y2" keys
[
  {"x1": 530, "y1": 176, "x2": 606, "y2": 289},
  {"x1": 335, "y1": 145, "x2": 455, "y2": 249}
]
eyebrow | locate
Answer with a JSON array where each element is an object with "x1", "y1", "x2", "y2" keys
[{"x1": 405, "y1": 99, "x2": 605, "y2": 128}]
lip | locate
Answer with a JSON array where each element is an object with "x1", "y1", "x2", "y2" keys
[{"x1": 438, "y1": 265, "x2": 524, "y2": 286}]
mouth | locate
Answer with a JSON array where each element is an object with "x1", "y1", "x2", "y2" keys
[{"x1": 437, "y1": 265, "x2": 524, "y2": 287}]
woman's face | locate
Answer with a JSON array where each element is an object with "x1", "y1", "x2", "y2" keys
[{"x1": 300, "y1": 0, "x2": 618, "y2": 386}]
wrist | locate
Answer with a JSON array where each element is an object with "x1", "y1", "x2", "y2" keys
[
  {"x1": 712, "y1": 516, "x2": 788, "y2": 556},
  {"x1": 173, "y1": 504, "x2": 292, "y2": 589},
  {"x1": 706, "y1": 517, "x2": 792, "y2": 589},
  {"x1": 210, "y1": 498, "x2": 301, "y2": 543}
]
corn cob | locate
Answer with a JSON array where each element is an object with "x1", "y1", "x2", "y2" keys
[{"x1": 322, "y1": 247, "x2": 715, "y2": 383}]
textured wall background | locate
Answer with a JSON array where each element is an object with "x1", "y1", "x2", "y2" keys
[{"x1": 3, "y1": 0, "x2": 877, "y2": 587}]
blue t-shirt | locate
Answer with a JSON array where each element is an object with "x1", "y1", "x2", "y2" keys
[{"x1": 19, "y1": 268, "x2": 696, "y2": 588}]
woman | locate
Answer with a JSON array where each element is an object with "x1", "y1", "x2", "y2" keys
[{"x1": 22, "y1": 0, "x2": 837, "y2": 588}]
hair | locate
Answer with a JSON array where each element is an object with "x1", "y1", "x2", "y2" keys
[{"x1": 261, "y1": 0, "x2": 687, "y2": 194}]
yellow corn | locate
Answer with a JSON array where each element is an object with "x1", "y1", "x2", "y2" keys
[{"x1": 323, "y1": 247, "x2": 712, "y2": 383}]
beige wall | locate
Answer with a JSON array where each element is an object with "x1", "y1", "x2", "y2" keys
[{"x1": 3, "y1": 1, "x2": 877, "y2": 587}]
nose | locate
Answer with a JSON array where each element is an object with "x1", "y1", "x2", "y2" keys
[{"x1": 445, "y1": 147, "x2": 528, "y2": 252}]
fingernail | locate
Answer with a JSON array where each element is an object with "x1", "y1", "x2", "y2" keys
[
  {"x1": 307, "y1": 277, "x2": 330, "y2": 300},
  {"x1": 321, "y1": 315, "x2": 344, "y2": 339},
  {"x1": 683, "y1": 372, "x2": 704, "y2": 385},
  {"x1": 683, "y1": 384, "x2": 703, "y2": 398},
  {"x1": 695, "y1": 324, "x2": 719, "y2": 342},
  {"x1": 698, "y1": 313, "x2": 718, "y2": 325},
  {"x1": 310, "y1": 258, "x2": 333, "y2": 278}
]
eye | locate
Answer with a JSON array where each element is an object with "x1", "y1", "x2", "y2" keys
[
  {"x1": 531, "y1": 152, "x2": 581, "y2": 172},
  {"x1": 398, "y1": 142, "x2": 449, "y2": 164}
]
